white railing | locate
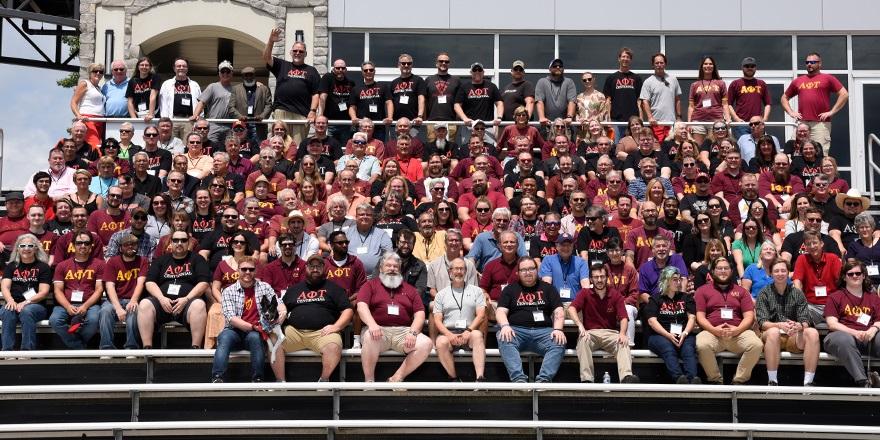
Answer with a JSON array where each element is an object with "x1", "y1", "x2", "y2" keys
[{"x1": 868, "y1": 133, "x2": 880, "y2": 204}]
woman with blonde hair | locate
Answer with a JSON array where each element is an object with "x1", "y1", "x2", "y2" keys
[
  {"x1": 741, "y1": 241, "x2": 780, "y2": 298},
  {"x1": 0, "y1": 234, "x2": 52, "y2": 350},
  {"x1": 70, "y1": 62, "x2": 106, "y2": 148},
  {"x1": 645, "y1": 266, "x2": 698, "y2": 384}
]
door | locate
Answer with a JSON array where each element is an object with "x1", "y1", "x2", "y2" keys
[{"x1": 850, "y1": 79, "x2": 880, "y2": 199}]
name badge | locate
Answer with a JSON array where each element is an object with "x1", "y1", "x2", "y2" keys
[
  {"x1": 720, "y1": 307, "x2": 734, "y2": 320},
  {"x1": 524, "y1": 241, "x2": 531, "y2": 251},
  {"x1": 369, "y1": 104, "x2": 378, "y2": 113},
  {"x1": 356, "y1": 246, "x2": 368, "y2": 254},
  {"x1": 387, "y1": 304, "x2": 400, "y2": 316},
  {"x1": 337, "y1": 102, "x2": 347, "y2": 112},
  {"x1": 814, "y1": 285, "x2": 827, "y2": 297},
  {"x1": 181, "y1": 98, "x2": 191, "y2": 106},
  {"x1": 71, "y1": 290, "x2": 84, "y2": 303},
  {"x1": 702, "y1": 98, "x2": 712, "y2": 108},
  {"x1": 437, "y1": 95, "x2": 447, "y2": 104},
  {"x1": 382, "y1": 228, "x2": 394, "y2": 239},
  {"x1": 454, "y1": 319, "x2": 467, "y2": 329},
  {"x1": 670, "y1": 323, "x2": 683, "y2": 335},
  {"x1": 532, "y1": 310, "x2": 545, "y2": 322},
  {"x1": 167, "y1": 284, "x2": 181, "y2": 297},
  {"x1": 247, "y1": 105, "x2": 254, "y2": 115},
  {"x1": 560, "y1": 288, "x2": 571, "y2": 299},
  {"x1": 399, "y1": 95, "x2": 410, "y2": 105},
  {"x1": 858, "y1": 313, "x2": 872, "y2": 326},
  {"x1": 23, "y1": 289, "x2": 36, "y2": 301},
  {"x1": 138, "y1": 102, "x2": 147, "y2": 112},
  {"x1": 868, "y1": 265, "x2": 880, "y2": 277}
]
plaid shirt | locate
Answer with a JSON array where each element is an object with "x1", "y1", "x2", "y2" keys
[
  {"x1": 220, "y1": 279, "x2": 277, "y2": 324},
  {"x1": 755, "y1": 283, "x2": 810, "y2": 328},
  {"x1": 104, "y1": 228, "x2": 158, "y2": 261}
]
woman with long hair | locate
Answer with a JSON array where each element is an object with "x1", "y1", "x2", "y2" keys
[
  {"x1": 683, "y1": 212, "x2": 725, "y2": 271},
  {"x1": 126, "y1": 56, "x2": 160, "y2": 122},
  {"x1": 748, "y1": 136, "x2": 776, "y2": 175},
  {"x1": 191, "y1": 189, "x2": 217, "y2": 242},
  {"x1": 297, "y1": 177, "x2": 326, "y2": 232},
  {"x1": 645, "y1": 266, "x2": 699, "y2": 384},
  {"x1": 688, "y1": 56, "x2": 728, "y2": 123},
  {"x1": 733, "y1": 218, "x2": 766, "y2": 277},
  {"x1": 692, "y1": 238, "x2": 730, "y2": 290},
  {"x1": 206, "y1": 232, "x2": 255, "y2": 349},
  {"x1": 207, "y1": 176, "x2": 233, "y2": 215},
  {"x1": 145, "y1": 193, "x2": 174, "y2": 238},
  {"x1": 0, "y1": 234, "x2": 52, "y2": 351},
  {"x1": 706, "y1": 195, "x2": 734, "y2": 250},
  {"x1": 617, "y1": 115, "x2": 644, "y2": 156},
  {"x1": 433, "y1": 200, "x2": 459, "y2": 232},
  {"x1": 293, "y1": 154, "x2": 328, "y2": 199},
  {"x1": 741, "y1": 242, "x2": 781, "y2": 298}
]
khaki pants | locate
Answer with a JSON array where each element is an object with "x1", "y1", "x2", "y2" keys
[
  {"x1": 696, "y1": 329, "x2": 763, "y2": 383},
  {"x1": 204, "y1": 302, "x2": 224, "y2": 349},
  {"x1": 173, "y1": 121, "x2": 193, "y2": 142},
  {"x1": 426, "y1": 123, "x2": 458, "y2": 143},
  {"x1": 575, "y1": 328, "x2": 633, "y2": 382},
  {"x1": 805, "y1": 121, "x2": 831, "y2": 155},
  {"x1": 273, "y1": 109, "x2": 309, "y2": 146}
]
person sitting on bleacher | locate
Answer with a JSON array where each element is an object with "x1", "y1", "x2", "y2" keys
[
  {"x1": 99, "y1": 233, "x2": 148, "y2": 350},
  {"x1": 755, "y1": 258, "x2": 819, "y2": 386},
  {"x1": 0, "y1": 234, "x2": 52, "y2": 351},
  {"x1": 695, "y1": 257, "x2": 763, "y2": 385},
  {"x1": 568, "y1": 263, "x2": 639, "y2": 383},
  {"x1": 644, "y1": 266, "x2": 699, "y2": 384},
  {"x1": 49, "y1": 231, "x2": 105, "y2": 349},
  {"x1": 496, "y1": 256, "x2": 566, "y2": 384},
  {"x1": 272, "y1": 254, "x2": 352, "y2": 382},
  {"x1": 792, "y1": 230, "x2": 842, "y2": 325},
  {"x1": 357, "y1": 251, "x2": 432, "y2": 383},
  {"x1": 211, "y1": 256, "x2": 281, "y2": 383},
  {"x1": 824, "y1": 260, "x2": 880, "y2": 388},
  {"x1": 539, "y1": 232, "x2": 590, "y2": 304},
  {"x1": 433, "y1": 257, "x2": 486, "y2": 382},
  {"x1": 138, "y1": 230, "x2": 210, "y2": 349}
]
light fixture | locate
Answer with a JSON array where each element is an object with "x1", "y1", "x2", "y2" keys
[
  {"x1": 295, "y1": 30, "x2": 304, "y2": 43},
  {"x1": 104, "y1": 30, "x2": 114, "y2": 79}
]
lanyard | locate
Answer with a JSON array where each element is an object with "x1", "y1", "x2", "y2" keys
[{"x1": 450, "y1": 286, "x2": 465, "y2": 313}]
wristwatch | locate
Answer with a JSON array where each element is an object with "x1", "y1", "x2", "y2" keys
[{"x1": 410, "y1": 330, "x2": 419, "y2": 336}]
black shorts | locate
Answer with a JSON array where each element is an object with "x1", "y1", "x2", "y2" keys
[{"x1": 145, "y1": 296, "x2": 204, "y2": 328}]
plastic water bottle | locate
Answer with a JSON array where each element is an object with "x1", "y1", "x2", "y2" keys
[{"x1": 603, "y1": 372, "x2": 611, "y2": 384}]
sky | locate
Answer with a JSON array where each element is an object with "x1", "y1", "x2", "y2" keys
[{"x1": 0, "y1": 19, "x2": 77, "y2": 190}]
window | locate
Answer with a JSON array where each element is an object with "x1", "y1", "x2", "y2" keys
[
  {"x1": 558, "y1": 36, "x2": 660, "y2": 71},
  {"x1": 369, "y1": 33, "x2": 493, "y2": 68},
  {"x1": 797, "y1": 36, "x2": 847, "y2": 70},
  {"x1": 499, "y1": 35, "x2": 554, "y2": 72},
  {"x1": 330, "y1": 33, "x2": 364, "y2": 66},
  {"x1": 852, "y1": 36, "x2": 880, "y2": 70},
  {"x1": 665, "y1": 36, "x2": 791, "y2": 71}
]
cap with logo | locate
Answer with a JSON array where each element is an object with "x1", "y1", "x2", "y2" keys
[{"x1": 218, "y1": 60, "x2": 234, "y2": 72}]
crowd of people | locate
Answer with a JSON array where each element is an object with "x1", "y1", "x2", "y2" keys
[{"x1": 3, "y1": 27, "x2": 877, "y2": 387}]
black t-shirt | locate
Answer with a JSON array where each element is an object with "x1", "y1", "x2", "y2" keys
[
  {"x1": 389, "y1": 75, "x2": 427, "y2": 119},
  {"x1": 146, "y1": 252, "x2": 210, "y2": 298},
  {"x1": 47, "y1": 219, "x2": 73, "y2": 237},
  {"x1": 680, "y1": 193, "x2": 711, "y2": 216},
  {"x1": 190, "y1": 212, "x2": 217, "y2": 242},
  {"x1": 294, "y1": 155, "x2": 335, "y2": 179},
  {"x1": 658, "y1": 218, "x2": 691, "y2": 252},
  {"x1": 781, "y1": 231, "x2": 842, "y2": 258},
  {"x1": 143, "y1": 148, "x2": 172, "y2": 176},
  {"x1": 270, "y1": 58, "x2": 321, "y2": 115},
  {"x1": 790, "y1": 157, "x2": 822, "y2": 187},
  {"x1": 622, "y1": 149, "x2": 670, "y2": 172},
  {"x1": 374, "y1": 216, "x2": 418, "y2": 242},
  {"x1": 423, "y1": 140, "x2": 460, "y2": 161},
  {"x1": 425, "y1": 74, "x2": 460, "y2": 121},
  {"x1": 455, "y1": 81, "x2": 502, "y2": 121},
  {"x1": 643, "y1": 291, "x2": 695, "y2": 337},
  {"x1": 509, "y1": 197, "x2": 549, "y2": 217},
  {"x1": 125, "y1": 74, "x2": 161, "y2": 113},
  {"x1": 317, "y1": 73, "x2": 355, "y2": 120},
  {"x1": 602, "y1": 71, "x2": 643, "y2": 121},
  {"x1": 295, "y1": 137, "x2": 343, "y2": 162},
  {"x1": 829, "y1": 215, "x2": 857, "y2": 247},
  {"x1": 283, "y1": 278, "x2": 351, "y2": 330},
  {"x1": 498, "y1": 280, "x2": 562, "y2": 328},
  {"x1": 172, "y1": 79, "x2": 194, "y2": 117},
  {"x1": 349, "y1": 81, "x2": 388, "y2": 120},
  {"x1": 517, "y1": 218, "x2": 542, "y2": 242},
  {"x1": 502, "y1": 174, "x2": 546, "y2": 198},
  {"x1": 501, "y1": 80, "x2": 535, "y2": 120},
  {"x1": 199, "y1": 228, "x2": 260, "y2": 268},
  {"x1": 3, "y1": 260, "x2": 52, "y2": 302},
  {"x1": 529, "y1": 238, "x2": 558, "y2": 259},
  {"x1": 575, "y1": 226, "x2": 621, "y2": 266}
]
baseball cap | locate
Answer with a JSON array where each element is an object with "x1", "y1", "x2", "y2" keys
[
  {"x1": 232, "y1": 120, "x2": 246, "y2": 129},
  {"x1": 472, "y1": 119, "x2": 486, "y2": 128},
  {"x1": 556, "y1": 233, "x2": 575, "y2": 244},
  {"x1": 288, "y1": 210, "x2": 305, "y2": 220},
  {"x1": 218, "y1": 60, "x2": 233, "y2": 72},
  {"x1": 307, "y1": 254, "x2": 324, "y2": 266},
  {"x1": 470, "y1": 62, "x2": 484, "y2": 72},
  {"x1": 696, "y1": 172, "x2": 710, "y2": 182},
  {"x1": 5, "y1": 192, "x2": 23, "y2": 201},
  {"x1": 241, "y1": 66, "x2": 255, "y2": 75},
  {"x1": 512, "y1": 60, "x2": 525, "y2": 69},
  {"x1": 549, "y1": 58, "x2": 564, "y2": 68},
  {"x1": 741, "y1": 57, "x2": 756, "y2": 66}
]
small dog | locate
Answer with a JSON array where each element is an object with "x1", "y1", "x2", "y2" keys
[{"x1": 259, "y1": 295, "x2": 286, "y2": 363}]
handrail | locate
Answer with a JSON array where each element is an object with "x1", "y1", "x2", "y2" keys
[{"x1": 868, "y1": 133, "x2": 880, "y2": 204}]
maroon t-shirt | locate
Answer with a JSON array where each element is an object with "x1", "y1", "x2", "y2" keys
[
  {"x1": 322, "y1": 255, "x2": 367, "y2": 299},
  {"x1": 695, "y1": 282, "x2": 753, "y2": 327},
  {"x1": 53, "y1": 257, "x2": 105, "y2": 303},
  {"x1": 33, "y1": 229, "x2": 57, "y2": 256},
  {"x1": 214, "y1": 259, "x2": 240, "y2": 291},
  {"x1": 240, "y1": 285, "x2": 260, "y2": 326},
  {"x1": 357, "y1": 278, "x2": 423, "y2": 327},
  {"x1": 825, "y1": 289, "x2": 880, "y2": 332},
  {"x1": 86, "y1": 209, "x2": 130, "y2": 244},
  {"x1": 624, "y1": 226, "x2": 673, "y2": 269},
  {"x1": 479, "y1": 256, "x2": 519, "y2": 301},
  {"x1": 239, "y1": 219, "x2": 269, "y2": 241},
  {"x1": 103, "y1": 255, "x2": 148, "y2": 299},
  {"x1": 258, "y1": 257, "x2": 307, "y2": 296},
  {"x1": 783, "y1": 73, "x2": 844, "y2": 122},
  {"x1": 570, "y1": 288, "x2": 627, "y2": 330},
  {"x1": 53, "y1": 231, "x2": 104, "y2": 264},
  {"x1": 727, "y1": 78, "x2": 771, "y2": 121},
  {"x1": 711, "y1": 170, "x2": 744, "y2": 206}
]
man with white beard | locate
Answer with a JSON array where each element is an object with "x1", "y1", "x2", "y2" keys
[{"x1": 357, "y1": 251, "x2": 433, "y2": 383}]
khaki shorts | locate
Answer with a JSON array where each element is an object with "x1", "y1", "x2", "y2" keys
[
  {"x1": 363, "y1": 326, "x2": 413, "y2": 353},
  {"x1": 281, "y1": 326, "x2": 342, "y2": 353},
  {"x1": 761, "y1": 330, "x2": 803, "y2": 353}
]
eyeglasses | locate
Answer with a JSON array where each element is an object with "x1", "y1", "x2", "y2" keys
[
  {"x1": 91, "y1": 70, "x2": 104, "y2": 74},
  {"x1": 233, "y1": 127, "x2": 246, "y2": 133},
  {"x1": 291, "y1": 50, "x2": 305, "y2": 54},
  {"x1": 167, "y1": 178, "x2": 183, "y2": 183},
  {"x1": 744, "y1": 226, "x2": 757, "y2": 231},
  {"x1": 571, "y1": 198, "x2": 586, "y2": 202},
  {"x1": 133, "y1": 215, "x2": 148, "y2": 221},
  {"x1": 585, "y1": 217, "x2": 598, "y2": 221},
  {"x1": 713, "y1": 126, "x2": 727, "y2": 131},
  {"x1": 231, "y1": 239, "x2": 247, "y2": 245},
  {"x1": 805, "y1": 217, "x2": 822, "y2": 223},
  {"x1": 813, "y1": 182, "x2": 828, "y2": 188},
  {"x1": 475, "y1": 208, "x2": 490, "y2": 213},
  {"x1": 518, "y1": 267, "x2": 538, "y2": 273},
  {"x1": 845, "y1": 201, "x2": 862, "y2": 207},
  {"x1": 431, "y1": 187, "x2": 444, "y2": 192},
  {"x1": 239, "y1": 267, "x2": 256, "y2": 272},
  {"x1": 847, "y1": 271, "x2": 864, "y2": 277},
  {"x1": 171, "y1": 238, "x2": 189, "y2": 244},
  {"x1": 696, "y1": 218, "x2": 710, "y2": 224},
  {"x1": 743, "y1": 64, "x2": 757, "y2": 68},
  {"x1": 519, "y1": 159, "x2": 532, "y2": 164},
  {"x1": 805, "y1": 60, "x2": 819, "y2": 65},
  {"x1": 708, "y1": 204, "x2": 722, "y2": 209},
  {"x1": 399, "y1": 61, "x2": 412, "y2": 66},
  {"x1": 74, "y1": 240, "x2": 92, "y2": 246},
  {"x1": 143, "y1": 133, "x2": 158, "y2": 138},
  {"x1": 437, "y1": 207, "x2": 450, "y2": 212},
  {"x1": 749, "y1": 122, "x2": 763, "y2": 127},
  {"x1": 582, "y1": 78, "x2": 593, "y2": 82},
  {"x1": 17, "y1": 244, "x2": 35, "y2": 249},
  {"x1": 107, "y1": 193, "x2": 122, "y2": 198},
  {"x1": 544, "y1": 221, "x2": 561, "y2": 226},
  {"x1": 188, "y1": 141, "x2": 202, "y2": 145},
  {"x1": 333, "y1": 240, "x2": 350, "y2": 245},
  {"x1": 222, "y1": 214, "x2": 239, "y2": 219}
]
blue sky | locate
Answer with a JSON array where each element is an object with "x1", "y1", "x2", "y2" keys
[{"x1": 0, "y1": 19, "x2": 76, "y2": 190}]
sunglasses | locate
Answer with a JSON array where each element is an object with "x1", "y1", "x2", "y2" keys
[
  {"x1": 683, "y1": 163, "x2": 696, "y2": 168},
  {"x1": 231, "y1": 239, "x2": 247, "y2": 245},
  {"x1": 847, "y1": 271, "x2": 864, "y2": 277},
  {"x1": 17, "y1": 244, "x2": 35, "y2": 249},
  {"x1": 805, "y1": 60, "x2": 819, "y2": 65},
  {"x1": 708, "y1": 204, "x2": 721, "y2": 209},
  {"x1": 233, "y1": 127, "x2": 246, "y2": 133},
  {"x1": 210, "y1": 184, "x2": 225, "y2": 188},
  {"x1": 437, "y1": 60, "x2": 450, "y2": 64},
  {"x1": 431, "y1": 187, "x2": 444, "y2": 192},
  {"x1": 399, "y1": 61, "x2": 413, "y2": 66},
  {"x1": 74, "y1": 240, "x2": 93, "y2": 246},
  {"x1": 743, "y1": 64, "x2": 756, "y2": 68},
  {"x1": 475, "y1": 208, "x2": 491, "y2": 213},
  {"x1": 167, "y1": 179, "x2": 183, "y2": 183},
  {"x1": 333, "y1": 240, "x2": 350, "y2": 245},
  {"x1": 143, "y1": 133, "x2": 159, "y2": 138},
  {"x1": 353, "y1": 140, "x2": 367, "y2": 145},
  {"x1": 171, "y1": 238, "x2": 189, "y2": 243},
  {"x1": 845, "y1": 201, "x2": 862, "y2": 207},
  {"x1": 119, "y1": 129, "x2": 132, "y2": 134},
  {"x1": 280, "y1": 242, "x2": 296, "y2": 247},
  {"x1": 112, "y1": 68, "x2": 125, "y2": 72},
  {"x1": 222, "y1": 214, "x2": 239, "y2": 219},
  {"x1": 239, "y1": 267, "x2": 256, "y2": 272},
  {"x1": 696, "y1": 218, "x2": 710, "y2": 224},
  {"x1": 805, "y1": 218, "x2": 823, "y2": 223},
  {"x1": 437, "y1": 207, "x2": 450, "y2": 212},
  {"x1": 582, "y1": 78, "x2": 593, "y2": 82},
  {"x1": 91, "y1": 70, "x2": 104, "y2": 74},
  {"x1": 133, "y1": 215, "x2": 148, "y2": 221},
  {"x1": 362, "y1": 68, "x2": 375, "y2": 72},
  {"x1": 749, "y1": 122, "x2": 763, "y2": 127},
  {"x1": 544, "y1": 221, "x2": 561, "y2": 226}
]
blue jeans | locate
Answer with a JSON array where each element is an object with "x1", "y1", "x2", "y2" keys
[
  {"x1": 731, "y1": 125, "x2": 750, "y2": 142},
  {"x1": 211, "y1": 327, "x2": 265, "y2": 380},
  {"x1": 497, "y1": 326, "x2": 565, "y2": 382},
  {"x1": 49, "y1": 305, "x2": 100, "y2": 349},
  {"x1": 98, "y1": 299, "x2": 140, "y2": 349},
  {"x1": 647, "y1": 333, "x2": 697, "y2": 380},
  {"x1": 0, "y1": 303, "x2": 48, "y2": 350}
]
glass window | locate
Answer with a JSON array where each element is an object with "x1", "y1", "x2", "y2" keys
[
  {"x1": 369, "y1": 33, "x2": 494, "y2": 69},
  {"x1": 558, "y1": 36, "x2": 661, "y2": 71},
  {"x1": 499, "y1": 35, "x2": 554, "y2": 72},
  {"x1": 852, "y1": 36, "x2": 880, "y2": 70},
  {"x1": 797, "y1": 36, "x2": 847, "y2": 70},
  {"x1": 665, "y1": 36, "x2": 791, "y2": 71},
  {"x1": 829, "y1": 74, "x2": 850, "y2": 165},
  {"x1": 330, "y1": 33, "x2": 364, "y2": 66},
  {"x1": 861, "y1": 84, "x2": 880, "y2": 186}
]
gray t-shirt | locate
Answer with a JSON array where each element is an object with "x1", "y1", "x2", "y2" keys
[
  {"x1": 639, "y1": 74, "x2": 681, "y2": 122},
  {"x1": 433, "y1": 284, "x2": 486, "y2": 329},
  {"x1": 535, "y1": 76, "x2": 577, "y2": 120},
  {"x1": 317, "y1": 218, "x2": 355, "y2": 239},
  {"x1": 198, "y1": 82, "x2": 233, "y2": 119},
  {"x1": 345, "y1": 226, "x2": 392, "y2": 278}
]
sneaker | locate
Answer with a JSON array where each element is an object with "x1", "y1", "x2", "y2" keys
[
  {"x1": 676, "y1": 375, "x2": 689, "y2": 385},
  {"x1": 869, "y1": 371, "x2": 880, "y2": 388},
  {"x1": 690, "y1": 377, "x2": 702, "y2": 385},
  {"x1": 99, "y1": 356, "x2": 112, "y2": 360},
  {"x1": 351, "y1": 339, "x2": 361, "y2": 350},
  {"x1": 191, "y1": 345, "x2": 201, "y2": 349},
  {"x1": 708, "y1": 380, "x2": 723, "y2": 385},
  {"x1": 211, "y1": 377, "x2": 224, "y2": 384},
  {"x1": 804, "y1": 382, "x2": 816, "y2": 387},
  {"x1": 581, "y1": 379, "x2": 593, "y2": 384},
  {"x1": 474, "y1": 376, "x2": 486, "y2": 392},
  {"x1": 768, "y1": 380, "x2": 778, "y2": 386},
  {"x1": 621, "y1": 374, "x2": 640, "y2": 384},
  {"x1": 858, "y1": 379, "x2": 870, "y2": 388},
  {"x1": 448, "y1": 376, "x2": 462, "y2": 382},
  {"x1": 316, "y1": 377, "x2": 329, "y2": 392}
]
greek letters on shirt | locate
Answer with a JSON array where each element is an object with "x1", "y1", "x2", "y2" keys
[
  {"x1": 736, "y1": 84, "x2": 763, "y2": 95},
  {"x1": 65, "y1": 267, "x2": 97, "y2": 281},
  {"x1": 115, "y1": 267, "x2": 140, "y2": 281},
  {"x1": 516, "y1": 290, "x2": 546, "y2": 307},
  {"x1": 842, "y1": 304, "x2": 872, "y2": 318},
  {"x1": 12, "y1": 267, "x2": 42, "y2": 284},
  {"x1": 99, "y1": 220, "x2": 126, "y2": 233},
  {"x1": 797, "y1": 81, "x2": 822, "y2": 90},
  {"x1": 770, "y1": 183, "x2": 795, "y2": 195},
  {"x1": 163, "y1": 262, "x2": 193, "y2": 281},
  {"x1": 615, "y1": 77, "x2": 636, "y2": 90},
  {"x1": 326, "y1": 266, "x2": 352, "y2": 279},
  {"x1": 433, "y1": 80, "x2": 449, "y2": 97},
  {"x1": 393, "y1": 81, "x2": 415, "y2": 94},
  {"x1": 359, "y1": 86, "x2": 382, "y2": 99},
  {"x1": 659, "y1": 300, "x2": 687, "y2": 316},
  {"x1": 296, "y1": 289, "x2": 327, "y2": 304},
  {"x1": 174, "y1": 82, "x2": 191, "y2": 94},
  {"x1": 286, "y1": 68, "x2": 307, "y2": 80},
  {"x1": 467, "y1": 87, "x2": 492, "y2": 100},
  {"x1": 192, "y1": 218, "x2": 215, "y2": 234},
  {"x1": 132, "y1": 80, "x2": 153, "y2": 94}
]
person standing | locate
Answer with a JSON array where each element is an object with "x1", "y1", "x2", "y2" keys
[
  {"x1": 263, "y1": 27, "x2": 321, "y2": 145},
  {"x1": 639, "y1": 53, "x2": 681, "y2": 143},
  {"x1": 158, "y1": 57, "x2": 201, "y2": 139},
  {"x1": 727, "y1": 57, "x2": 771, "y2": 140},
  {"x1": 501, "y1": 60, "x2": 535, "y2": 121},
  {"x1": 454, "y1": 63, "x2": 503, "y2": 145},
  {"x1": 193, "y1": 61, "x2": 235, "y2": 144},
  {"x1": 317, "y1": 59, "x2": 355, "y2": 144},
  {"x1": 603, "y1": 47, "x2": 643, "y2": 142},
  {"x1": 229, "y1": 66, "x2": 273, "y2": 143},
  {"x1": 687, "y1": 56, "x2": 728, "y2": 123},
  {"x1": 781, "y1": 52, "x2": 849, "y2": 155},
  {"x1": 426, "y1": 52, "x2": 461, "y2": 142},
  {"x1": 102, "y1": 60, "x2": 129, "y2": 118},
  {"x1": 535, "y1": 58, "x2": 577, "y2": 137}
]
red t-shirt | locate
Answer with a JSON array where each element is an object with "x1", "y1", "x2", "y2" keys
[
  {"x1": 86, "y1": 209, "x2": 130, "y2": 244},
  {"x1": 792, "y1": 252, "x2": 842, "y2": 305},
  {"x1": 711, "y1": 170, "x2": 744, "y2": 206},
  {"x1": 239, "y1": 219, "x2": 269, "y2": 241},
  {"x1": 689, "y1": 79, "x2": 727, "y2": 121},
  {"x1": 53, "y1": 231, "x2": 104, "y2": 264},
  {"x1": 606, "y1": 262, "x2": 639, "y2": 306},
  {"x1": 461, "y1": 218, "x2": 493, "y2": 241},
  {"x1": 479, "y1": 256, "x2": 519, "y2": 301},
  {"x1": 783, "y1": 73, "x2": 844, "y2": 122},
  {"x1": 322, "y1": 255, "x2": 367, "y2": 299},
  {"x1": 728, "y1": 78, "x2": 771, "y2": 121},
  {"x1": 53, "y1": 257, "x2": 105, "y2": 303},
  {"x1": 258, "y1": 257, "x2": 307, "y2": 296},
  {"x1": 695, "y1": 282, "x2": 753, "y2": 327},
  {"x1": 825, "y1": 289, "x2": 880, "y2": 331},
  {"x1": 608, "y1": 217, "x2": 643, "y2": 244},
  {"x1": 33, "y1": 229, "x2": 57, "y2": 256},
  {"x1": 104, "y1": 255, "x2": 148, "y2": 299},
  {"x1": 356, "y1": 278, "x2": 423, "y2": 327},
  {"x1": 624, "y1": 226, "x2": 672, "y2": 269},
  {"x1": 570, "y1": 288, "x2": 627, "y2": 331},
  {"x1": 241, "y1": 285, "x2": 260, "y2": 326},
  {"x1": 214, "y1": 259, "x2": 240, "y2": 291},
  {"x1": 458, "y1": 191, "x2": 509, "y2": 219}
]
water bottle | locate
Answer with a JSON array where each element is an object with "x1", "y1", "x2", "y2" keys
[{"x1": 603, "y1": 372, "x2": 611, "y2": 384}]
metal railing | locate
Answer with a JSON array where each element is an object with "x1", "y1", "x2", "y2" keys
[{"x1": 868, "y1": 133, "x2": 880, "y2": 204}]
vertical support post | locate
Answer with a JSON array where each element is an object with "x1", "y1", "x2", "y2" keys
[
  {"x1": 731, "y1": 391, "x2": 739, "y2": 424},
  {"x1": 113, "y1": 428, "x2": 123, "y2": 440},
  {"x1": 130, "y1": 390, "x2": 140, "y2": 422},
  {"x1": 145, "y1": 357, "x2": 154, "y2": 384}
]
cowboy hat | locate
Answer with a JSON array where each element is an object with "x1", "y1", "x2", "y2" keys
[{"x1": 835, "y1": 188, "x2": 870, "y2": 211}]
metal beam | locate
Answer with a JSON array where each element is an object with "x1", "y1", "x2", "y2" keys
[{"x1": 0, "y1": 8, "x2": 78, "y2": 29}]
